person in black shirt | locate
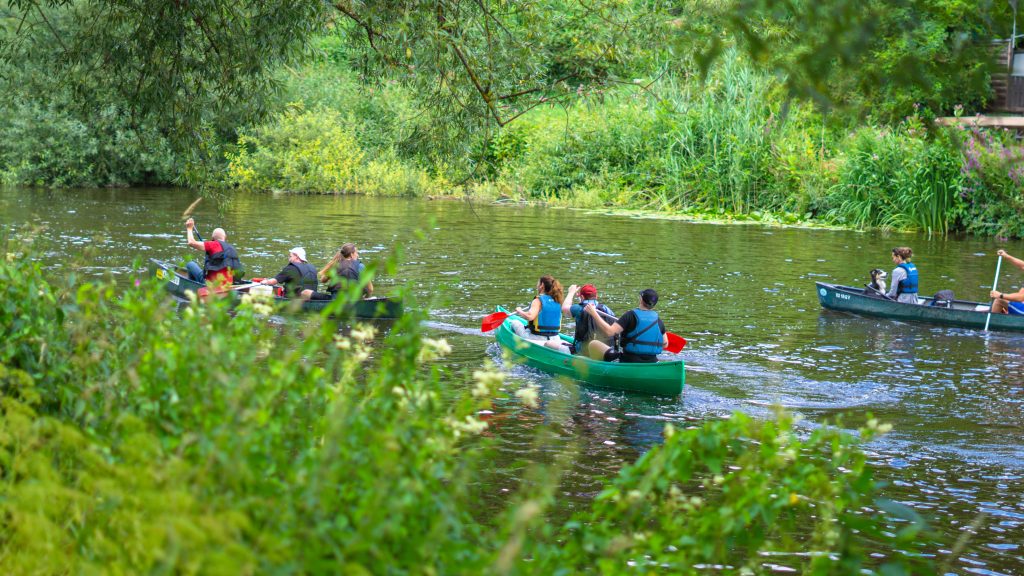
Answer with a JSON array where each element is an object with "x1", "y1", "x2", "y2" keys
[
  {"x1": 259, "y1": 247, "x2": 318, "y2": 298},
  {"x1": 585, "y1": 288, "x2": 667, "y2": 363}
]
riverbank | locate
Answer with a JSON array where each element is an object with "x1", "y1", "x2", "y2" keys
[
  {"x1": 4, "y1": 45, "x2": 1023, "y2": 239},
  {"x1": 205, "y1": 58, "x2": 1024, "y2": 239}
]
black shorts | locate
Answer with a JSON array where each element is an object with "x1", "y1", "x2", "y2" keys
[
  {"x1": 603, "y1": 350, "x2": 658, "y2": 363},
  {"x1": 308, "y1": 291, "x2": 336, "y2": 301}
]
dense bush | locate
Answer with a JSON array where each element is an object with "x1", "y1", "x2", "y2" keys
[
  {"x1": 954, "y1": 125, "x2": 1024, "y2": 239},
  {"x1": 0, "y1": 101, "x2": 178, "y2": 187},
  {"x1": 0, "y1": 239, "x2": 941, "y2": 573},
  {"x1": 226, "y1": 106, "x2": 365, "y2": 193},
  {"x1": 824, "y1": 116, "x2": 964, "y2": 234}
]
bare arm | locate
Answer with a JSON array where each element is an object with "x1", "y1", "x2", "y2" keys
[
  {"x1": 997, "y1": 250, "x2": 1024, "y2": 272},
  {"x1": 561, "y1": 284, "x2": 578, "y2": 317},
  {"x1": 586, "y1": 304, "x2": 623, "y2": 337},
  {"x1": 184, "y1": 219, "x2": 204, "y2": 251},
  {"x1": 516, "y1": 298, "x2": 541, "y2": 321},
  {"x1": 991, "y1": 288, "x2": 1024, "y2": 302}
]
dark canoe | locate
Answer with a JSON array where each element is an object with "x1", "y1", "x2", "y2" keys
[
  {"x1": 149, "y1": 259, "x2": 403, "y2": 319},
  {"x1": 816, "y1": 282, "x2": 1024, "y2": 332},
  {"x1": 493, "y1": 306, "x2": 685, "y2": 396}
]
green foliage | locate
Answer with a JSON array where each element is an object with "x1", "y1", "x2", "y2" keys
[
  {"x1": 825, "y1": 117, "x2": 964, "y2": 234},
  {"x1": 954, "y1": 126, "x2": 1024, "y2": 238},
  {"x1": 224, "y1": 105, "x2": 448, "y2": 196},
  {"x1": 0, "y1": 238, "x2": 941, "y2": 573},
  {"x1": 0, "y1": 100, "x2": 178, "y2": 187},
  {"x1": 227, "y1": 106, "x2": 364, "y2": 193},
  {"x1": 535, "y1": 413, "x2": 932, "y2": 574}
]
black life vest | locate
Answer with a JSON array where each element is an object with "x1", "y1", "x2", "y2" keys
[
  {"x1": 573, "y1": 300, "x2": 614, "y2": 352},
  {"x1": 203, "y1": 240, "x2": 243, "y2": 276},
  {"x1": 285, "y1": 261, "x2": 318, "y2": 297},
  {"x1": 329, "y1": 259, "x2": 361, "y2": 293}
]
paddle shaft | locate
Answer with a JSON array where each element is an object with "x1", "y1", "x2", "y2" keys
[{"x1": 984, "y1": 255, "x2": 1003, "y2": 332}]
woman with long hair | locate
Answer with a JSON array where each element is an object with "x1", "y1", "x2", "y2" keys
[{"x1": 511, "y1": 275, "x2": 564, "y2": 342}]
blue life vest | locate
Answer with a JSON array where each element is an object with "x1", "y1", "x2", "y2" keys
[
  {"x1": 572, "y1": 299, "x2": 613, "y2": 351},
  {"x1": 897, "y1": 262, "x2": 918, "y2": 295},
  {"x1": 530, "y1": 294, "x2": 562, "y2": 336},
  {"x1": 622, "y1": 308, "x2": 663, "y2": 356}
]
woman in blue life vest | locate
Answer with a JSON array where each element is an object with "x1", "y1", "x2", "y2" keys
[
  {"x1": 548, "y1": 283, "x2": 615, "y2": 356},
  {"x1": 512, "y1": 275, "x2": 564, "y2": 342},
  {"x1": 885, "y1": 246, "x2": 920, "y2": 304},
  {"x1": 585, "y1": 288, "x2": 667, "y2": 363},
  {"x1": 989, "y1": 249, "x2": 1024, "y2": 315}
]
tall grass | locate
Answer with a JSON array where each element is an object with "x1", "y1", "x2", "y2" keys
[{"x1": 825, "y1": 123, "x2": 963, "y2": 235}]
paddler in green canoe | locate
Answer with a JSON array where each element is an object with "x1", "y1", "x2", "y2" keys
[
  {"x1": 550, "y1": 283, "x2": 616, "y2": 357},
  {"x1": 584, "y1": 288, "x2": 667, "y2": 363},
  {"x1": 511, "y1": 275, "x2": 565, "y2": 343}
]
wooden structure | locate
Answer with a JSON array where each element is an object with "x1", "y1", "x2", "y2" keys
[{"x1": 990, "y1": 39, "x2": 1024, "y2": 112}]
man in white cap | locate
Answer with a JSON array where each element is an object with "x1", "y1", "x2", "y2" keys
[{"x1": 259, "y1": 247, "x2": 319, "y2": 299}]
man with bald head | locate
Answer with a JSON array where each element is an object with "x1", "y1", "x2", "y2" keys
[{"x1": 184, "y1": 218, "x2": 243, "y2": 289}]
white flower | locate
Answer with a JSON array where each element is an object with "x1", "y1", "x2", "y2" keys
[
  {"x1": 334, "y1": 335, "x2": 352, "y2": 350},
  {"x1": 514, "y1": 384, "x2": 540, "y2": 408},
  {"x1": 471, "y1": 369, "x2": 504, "y2": 398},
  {"x1": 418, "y1": 337, "x2": 453, "y2": 362},
  {"x1": 450, "y1": 412, "x2": 489, "y2": 434},
  {"x1": 351, "y1": 324, "x2": 376, "y2": 343},
  {"x1": 424, "y1": 337, "x2": 452, "y2": 356}
]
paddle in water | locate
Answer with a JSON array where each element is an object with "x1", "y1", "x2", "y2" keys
[
  {"x1": 984, "y1": 253, "x2": 1004, "y2": 332},
  {"x1": 480, "y1": 308, "x2": 687, "y2": 353}
]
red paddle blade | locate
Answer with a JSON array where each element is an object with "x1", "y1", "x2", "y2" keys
[
  {"x1": 481, "y1": 311, "x2": 511, "y2": 332},
  {"x1": 664, "y1": 332, "x2": 687, "y2": 354}
]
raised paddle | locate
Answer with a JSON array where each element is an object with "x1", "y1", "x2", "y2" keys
[
  {"x1": 984, "y1": 254, "x2": 1004, "y2": 332},
  {"x1": 480, "y1": 308, "x2": 687, "y2": 353}
]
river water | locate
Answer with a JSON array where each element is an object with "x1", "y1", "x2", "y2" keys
[{"x1": 2, "y1": 187, "x2": 1022, "y2": 573}]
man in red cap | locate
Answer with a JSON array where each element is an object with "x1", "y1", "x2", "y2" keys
[{"x1": 550, "y1": 283, "x2": 616, "y2": 357}]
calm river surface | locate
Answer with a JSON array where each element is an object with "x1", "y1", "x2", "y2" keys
[{"x1": 2, "y1": 187, "x2": 1022, "y2": 573}]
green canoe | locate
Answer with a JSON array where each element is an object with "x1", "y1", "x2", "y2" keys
[
  {"x1": 816, "y1": 281, "x2": 1024, "y2": 332},
  {"x1": 493, "y1": 306, "x2": 685, "y2": 396},
  {"x1": 149, "y1": 259, "x2": 403, "y2": 319}
]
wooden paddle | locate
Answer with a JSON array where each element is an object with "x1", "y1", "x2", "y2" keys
[
  {"x1": 984, "y1": 254, "x2": 1003, "y2": 332},
  {"x1": 480, "y1": 307, "x2": 687, "y2": 353}
]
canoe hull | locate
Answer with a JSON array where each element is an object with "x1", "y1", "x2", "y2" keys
[
  {"x1": 816, "y1": 282, "x2": 1024, "y2": 332},
  {"x1": 493, "y1": 306, "x2": 685, "y2": 396},
  {"x1": 149, "y1": 259, "x2": 402, "y2": 319}
]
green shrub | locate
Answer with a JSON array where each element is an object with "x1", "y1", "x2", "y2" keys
[
  {"x1": 0, "y1": 101, "x2": 178, "y2": 187},
  {"x1": 226, "y1": 105, "x2": 365, "y2": 193},
  {"x1": 955, "y1": 126, "x2": 1024, "y2": 238},
  {"x1": 825, "y1": 118, "x2": 963, "y2": 234}
]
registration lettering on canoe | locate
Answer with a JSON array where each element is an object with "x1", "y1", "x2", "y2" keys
[{"x1": 836, "y1": 293, "x2": 850, "y2": 300}]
